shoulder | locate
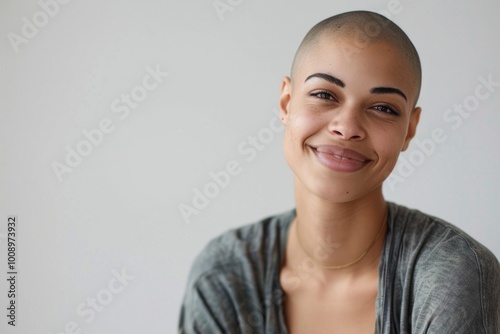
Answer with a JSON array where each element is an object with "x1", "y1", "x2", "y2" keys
[
  {"x1": 388, "y1": 202, "x2": 499, "y2": 274},
  {"x1": 179, "y1": 209, "x2": 294, "y2": 332},
  {"x1": 186, "y1": 208, "x2": 294, "y2": 288},
  {"x1": 388, "y1": 202, "x2": 500, "y2": 333}
]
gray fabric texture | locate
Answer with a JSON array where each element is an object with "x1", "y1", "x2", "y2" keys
[{"x1": 178, "y1": 202, "x2": 500, "y2": 333}]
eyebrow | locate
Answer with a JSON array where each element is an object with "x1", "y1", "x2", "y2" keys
[
  {"x1": 370, "y1": 87, "x2": 407, "y2": 101},
  {"x1": 305, "y1": 73, "x2": 345, "y2": 87},
  {"x1": 305, "y1": 72, "x2": 408, "y2": 101}
]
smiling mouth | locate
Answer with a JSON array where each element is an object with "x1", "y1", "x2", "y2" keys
[
  {"x1": 311, "y1": 145, "x2": 371, "y2": 172},
  {"x1": 333, "y1": 154, "x2": 359, "y2": 160}
]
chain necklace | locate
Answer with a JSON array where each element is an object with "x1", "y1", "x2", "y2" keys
[{"x1": 295, "y1": 211, "x2": 387, "y2": 270}]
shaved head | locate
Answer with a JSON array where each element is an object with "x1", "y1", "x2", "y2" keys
[{"x1": 291, "y1": 11, "x2": 422, "y2": 104}]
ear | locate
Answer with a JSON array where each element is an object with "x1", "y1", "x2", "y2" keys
[
  {"x1": 401, "y1": 106, "x2": 421, "y2": 151},
  {"x1": 279, "y1": 76, "x2": 292, "y2": 125}
]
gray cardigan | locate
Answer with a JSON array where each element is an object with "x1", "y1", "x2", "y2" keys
[{"x1": 179, "y1": 202, "x2": 500, "y2": 333}]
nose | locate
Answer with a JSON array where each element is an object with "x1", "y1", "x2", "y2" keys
[{"x1": 328, "y1": 106, "x2": 366, "y2": 141}]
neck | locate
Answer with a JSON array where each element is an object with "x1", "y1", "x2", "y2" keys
[{"x1": 289, "y1": 177, "x2": 388, "y2": 281}]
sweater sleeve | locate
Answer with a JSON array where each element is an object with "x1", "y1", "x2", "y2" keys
[
  {"x1": 177, "y1": 227, "x2": 270, "y2": 334},
  {"x1": 178, "y1": 270, "x2": 241, "y2": 334},
  {"x1": 411, "y1": 232, "x2": 500, "y2": 334},
  {"x1": 178, "y1": 233, "x2": 243, "y2": 334}
]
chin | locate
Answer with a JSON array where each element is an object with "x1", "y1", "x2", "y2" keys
[
  {"x1": 297, "y1": 174, "x2": 364, "y2": 203},
  {"x1": 296, "y1": 170, "x2": 386, "y2": 204},
  {"x1": 317, "y1": 186, "x2": 362, "y2": 203}
]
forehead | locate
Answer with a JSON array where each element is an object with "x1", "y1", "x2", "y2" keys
[{"x1": 295, "y1": 36, "x2": 419, "y2": 101}]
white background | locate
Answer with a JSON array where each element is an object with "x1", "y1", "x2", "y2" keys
[{"x1": 1, "y1": 0, "x2": 499, "y2": 332}]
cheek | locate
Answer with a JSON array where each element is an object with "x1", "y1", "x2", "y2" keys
[
  {"x1": 374, "y1": 126, "x2": 407, "y2": 169},
  {"x1": 380, "y1": 135, "x2": 403, "y2": 155},
  {"x1": 282, "y1": 122, "x2": 301, "y2": 162},
  {"x1": 287, "y1": 108, "x2": 326, "y2": 141},
  {"x1": 282, "y1": 110, "x2": 323, "y2": 169}
]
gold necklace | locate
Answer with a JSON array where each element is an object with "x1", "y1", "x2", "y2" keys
[{"x1": 295, "y1": 211, "x2": 387, "y2": 270}]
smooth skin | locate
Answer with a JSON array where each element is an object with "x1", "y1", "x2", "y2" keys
[{"x1": 278, "y1": 35, "x2": 421, "y2": 333}]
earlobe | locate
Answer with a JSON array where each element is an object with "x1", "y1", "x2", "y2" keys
[
  {"x1": 401, "y1": 107, "x2": 421, "y2": 151},
  {"x1": 279, "y1": 76, "x2": 292, "y2": 125}
]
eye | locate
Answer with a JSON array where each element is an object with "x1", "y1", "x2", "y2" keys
[
  {"x1": 310, "y1": 90, "x2": 337, "y2": 101},
  {"x1": 372, "y1": 104, "x2": 400, "y2": 116}
]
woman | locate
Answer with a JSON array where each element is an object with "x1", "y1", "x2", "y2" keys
[{"x1": 179, "y1": 10, "x2": 500, "y2": 333}]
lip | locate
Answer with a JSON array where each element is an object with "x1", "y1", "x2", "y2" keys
[{"x1": 310, "y1": 145, "x2": 371, "y2": 172}]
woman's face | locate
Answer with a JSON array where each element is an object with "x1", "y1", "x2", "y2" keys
[{"x1": 280, "y1": 36, "x2": 421, "y2": 202}]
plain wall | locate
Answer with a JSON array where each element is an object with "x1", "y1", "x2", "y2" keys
[{"x1": 1, "y1": 0, "x2": 499, "y2": 332}]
